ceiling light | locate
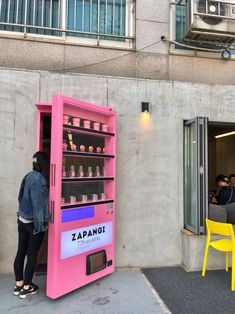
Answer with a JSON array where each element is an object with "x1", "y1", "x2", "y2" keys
[{"x1": 215, "y1": 131, "x2": 235, "y2": 139}]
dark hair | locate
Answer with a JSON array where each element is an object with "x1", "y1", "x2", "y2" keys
[
  {"x1": 229, "y1": 174, "x2": 235, "y2": 180},
  {"x1": 216, "y1": 174, "x2": 229, "y2": 184},
  {"x1": 33, "y1": 151, "x2": 50, "y2": 185}
]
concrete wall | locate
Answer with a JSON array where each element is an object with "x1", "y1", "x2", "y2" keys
[
  {"x1": 1, "y1": 68, "x2": 235, "y2": 273},
  {"x1": 182, "y1": 231, "x2": 230, "y2": 272},
  {"x1": 0, "y1": 2, "x2": 235, "y2": 84}
]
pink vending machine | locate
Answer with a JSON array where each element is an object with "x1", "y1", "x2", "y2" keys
[{"x1": 35, "y1": 95, "x2": 116, "y2": 299}]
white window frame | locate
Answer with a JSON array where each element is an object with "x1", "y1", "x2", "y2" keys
[
  {"x1": 0, "y1": 0, "x2": 135, "y2": 50},
  {"x1": 169, "y1": 0, "x2": 235, "y2": 61}
]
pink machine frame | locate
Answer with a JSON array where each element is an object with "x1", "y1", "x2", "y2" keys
[{"x1": 35, "y1": 95, "x2": 116, "y2": 299}]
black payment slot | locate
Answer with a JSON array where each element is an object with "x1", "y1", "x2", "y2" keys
[{"x1": 86, "y1": 250, "x2": 107, "y2": 275}]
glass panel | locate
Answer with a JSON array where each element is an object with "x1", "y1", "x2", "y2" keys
[
  {"x1": 175, "y1": 1, "x2": 192, "y2": 50},
  {"x1": 62, "y1": 181, "x2": 104, "y2": 205},
  {"x1": 63, "y1": 131, "x2": 105, "y2": 153},
  {"x1": 66, "y1": 0, "x2": 126, "y2": 41},
  {"x1": 184, "y1": 121, "x2": 198, "y2": 232},
  {"x1": 61, "y1": 100, "x2": 115, "y2": 209},
  {"x1": 0, "y1": 0, "x2": 61, "y2": 35},
  {"x1": 176, "y1": 4, "x2": 185, "y2": 42},
  {"x1": 62, "y1": 156, "x2": 105, "y2": 178}
]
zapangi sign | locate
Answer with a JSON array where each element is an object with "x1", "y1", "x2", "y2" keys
[{"x1": 61, "y1": 222, "x2": 113, "y2": 259}]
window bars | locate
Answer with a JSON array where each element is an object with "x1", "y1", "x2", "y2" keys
[{"x1": 0, "y1": 0, "x2": 133, "y2": 41}]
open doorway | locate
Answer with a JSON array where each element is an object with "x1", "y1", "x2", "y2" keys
[
  {"x1": 208, "y1": 122, "x2": 235, "y2": 199},
  {"x1": 184, "y1": 117, "x2": 235, "y2": 235},
  {"x1": 35, "y1": 114, "x2": 51, "y2": 274}
]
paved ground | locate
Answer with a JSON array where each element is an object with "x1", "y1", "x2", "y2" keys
[{"x1": 0, "y1": 269, "x2": 169, "y2": 314}]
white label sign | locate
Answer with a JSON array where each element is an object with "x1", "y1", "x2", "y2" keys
[{"x1": 61, "y1": 222, "x2": 112, "y2": 259}]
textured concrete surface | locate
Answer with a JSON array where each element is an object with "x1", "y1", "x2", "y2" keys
[
  {"x1": 0, "y1": 269, "x2": 167, "y2": 314},
  {"x1": 0, "y1": 2, "x2": 234, "y2": 84},
  {"x1": 182, "y1": 231, "x2": 231, "y2": 271},
  {"x1": 2, "y1": 69, "x2": 235, "y2": 273},
  {"x1": 0, "y1": 69, "x2": 40, "y2": 274}
]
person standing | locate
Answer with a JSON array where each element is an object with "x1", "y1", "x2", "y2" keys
[{"x1": 13, "y1": 151, "x2": 50, "y2": 298}]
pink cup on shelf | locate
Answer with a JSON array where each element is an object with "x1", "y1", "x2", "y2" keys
[
  {"x1": 63, "y1": 115, "x2": 69, "y2": 124},
  {"x1": 81, "y1": 195, "x2": 88, "y2": 203},
  {"x1": 93, "y1": 122, "x2": 100, "y2": 131},
  {"x1": 102, "y1": 124, "x2": 108, "y2": 132},
  {"x1": 84, "y1": 120, "x2": 91, "y2": 128},
  {"x1": 80, "y1": 145, "x2": 86, "y2": 152},
  {"x1": 73, "y1": 117, "x2": 80, "y2": 127},
  {"x1": 69, "y1": 196, "x2": 77, "y2": 204}
]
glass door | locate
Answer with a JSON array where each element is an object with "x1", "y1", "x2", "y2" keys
[{"x1": 184, "y1": 117, "x2": 208, "y2": 234}]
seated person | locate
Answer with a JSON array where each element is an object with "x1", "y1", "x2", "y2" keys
[
  {"x1": 216, "y1": 174, "x2": 235, "y2": 205},
  {"x1": 229, "y1": 173, "x2": 235, "y2": 187},
  {"x1": 209, "y1": 191, "x2": 217, "y2": 204}
]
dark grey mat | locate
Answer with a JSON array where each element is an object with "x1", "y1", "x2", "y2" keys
[{"x1": 142, "y1": 267, "x2": 235, "y2": 314}]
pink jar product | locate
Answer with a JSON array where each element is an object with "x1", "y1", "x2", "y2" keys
[
  {"x1": 70, "y1": 165, "x2": 76, "y2": 177},
  {"x1": 62, "y1": 165, "x2": 67, "y2": 177},
  {"x1": 69, "y1": 196, "x2": 77, "y2": 204},
  {"x1": 95, "y1": 166, "x2": 100, "y2": 177},
  {"x1": 80, "y1": 145, "x2": 86, "y2": 152},
  {"x1": 96, "y1": 146, "x2": 102, "y2": 153},
  {"x1": 61, "y1": 197, "x2": 65, "y2": 205},
  {"x1": 62, "y1": 142, "x2": 68, "y2": 151},
  {"x1": 71, "y1": 143, "x2": 77, "y2": 151},
  {"x1": 99, "y1": 193, "x2": 105, "y2": 200},
  {"x1": 87, "y1": 166, "x2": 93, "y2": 177},
  {"x1": 84, "y1": 120, "x2": 91, "y2": 128},
  {"x1": 73, "y1": 117, "x2": 80, "y2": 127},
  {"x1": 91, "y1": 194, "x2": 98, "y2": 201},
  {"x1": 93, "y1": 122, "x2": 100, "y2": 131},
  {"x1": 78, "y1": 165, "x2": 84, "y2": 177},
  {"x1": 102, "y1": 124, "x2": 108, "y2": 132},
  {"x1": 89, "y1": 146, "x2": 94, "y2": 152},
  {"x1": 102, "y1": 147, "x2": 105, "y2": 154}
]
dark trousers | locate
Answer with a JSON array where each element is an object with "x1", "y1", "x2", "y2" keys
[{"x1": 14, "y1": 221, "x2": 44, "y2": 285}]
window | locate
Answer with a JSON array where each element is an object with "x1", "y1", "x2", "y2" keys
[
  {"x1": 175, "y1": 1, "x2": 186, "y2": 42},
  {"x1": 0, "y1": 0, "x2": 133, "y2": 43},
  {"x1": 67, "y1": 0, "x2": 127, "y2": 40},
  {"x1": 173, "y1": 0, "x2": 235, "y2": 55},
  {"x1": 0, "y1": 0, "x2": 60, "y2": 35}
]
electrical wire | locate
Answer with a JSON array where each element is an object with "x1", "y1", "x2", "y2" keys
[
  {"x1": 55, "y1": 39, "x2": 163, "y2": 73},
  {"x1": 53, "y1": 35, "x2": 231, "y2": 74},
  {"x1": 162, "y1": 37, "x2": 226, "y2": 52}
]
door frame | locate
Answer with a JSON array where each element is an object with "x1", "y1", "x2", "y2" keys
[{"x1": 183, "y1": 117, "x2": 208, "y2": 235}]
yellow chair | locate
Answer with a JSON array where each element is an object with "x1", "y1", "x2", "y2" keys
[{"x1": 202, "y1": 218, "x2": 235, "y2": 290}]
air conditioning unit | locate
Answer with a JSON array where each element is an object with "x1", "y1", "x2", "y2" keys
[{"x1": 184, "y1": 0, "x2": 235, "y2": 43}]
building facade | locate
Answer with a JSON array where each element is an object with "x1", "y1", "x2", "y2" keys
[{"x1": 0, "y1": 0, "x2": 235, "y2": 274}]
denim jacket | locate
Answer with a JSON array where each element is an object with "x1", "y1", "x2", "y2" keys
[{"x1": 18, "y1": 170, "x2": 50, "y2": 234}]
